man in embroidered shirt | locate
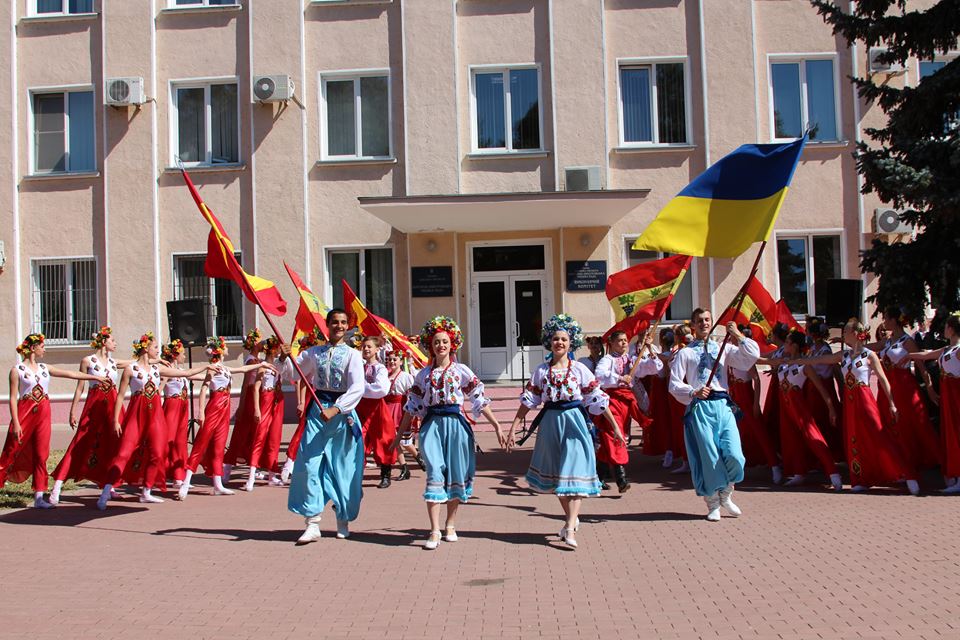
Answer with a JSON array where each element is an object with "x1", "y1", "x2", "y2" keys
[{"x1": 668, "y1": 308, "x2": 760, "y2": 521}]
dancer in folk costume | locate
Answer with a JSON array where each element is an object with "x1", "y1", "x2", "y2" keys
[
  {"x1": 727, "y1": 326, "x2": 781, "y2": 484},
  {"x1": 177, "y1": 337, "x2": 272, "y2": 500},
  {"x1": 577, "y1": 336, "x2": 604, "y2": 374},
  {"x1": 593, "y1": 330, "x2": 660, "y2": 493},
  {"x1": 244, "y1": 336, "x2": 285, "y2": 492},
  {"x1": 909, "y1": 313, "x2": 960, "y2": 492},
  {"x1": 384, "y1": 349, "x2": 421, "y2": 481},
  {"x1": 97, "y1": 333, "x2": 211, "y2": 510},
  {"x1": 804, "y1": 318, "x2": 844, "y2": 461},
  {"x1": 507, "y1": 314, "x2": 622, "y2": 549},
  {"x1": 280, "y1": 329, "x2": 325, "y2": 484},
  {"x1": 1, "y1": 334, "x2": 108, "y2": 508},
  {"x1": 804, "y1": 319, "x2": 918, "y2": 495},
  {"x1": 668, "y1": 309, "x2": 760, "y2": 521},
  {"x1": 761, "y1": 330, "x2": 842, "y2": 490},
  {"x1": 159, "y1": 339, "x2": 203, "y2": 488},
  {"x1": 761, "y1": 322, "x2": 790, "y2": 454},
  {"x1": 50, "y1": 326, "x2": 135, "y2": 505},
  {"x1": 649, "y1": 327, "x2": 692, "y2": 473},
  {"x1": 395, "y1": 316, "x2": 504, "y2": 550},
  {"x1": 281, "y1": 309, "x2": 366, "y2": 544},
  {"x1": 875, "y1": 306, "x2": 943, "y2": 474},
  {"x1": 221, "y1": 328, "x2": 264, "y2": 483},
  {"x1": 355, "y1": 336, "x2": 395, "y2": 489}
]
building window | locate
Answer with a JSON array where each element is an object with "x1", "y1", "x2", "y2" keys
[
  {"x1": 33, "y1": 0, "x2": 93, "y2": 15},
  {"x1": 31, "y1": 258, "x2": 97, "y2": 344},
  {"x1": 172, "y1": 81, "x2": 239, "y2": 166},
  {"x1": 328, "y1": 247, "x2": 395, "y2": 323},
  {"x1": 618, "y1": 60, "x2": 688, "y2": 145},
  {"x1": 919, "y1": 58, "x2": 959, "y2": 131},
  {"x1": 173, "y1": 254, "x2": 244, "y2": 339},
  {"x1": 770, "y1": 57, "x2": 839, "y2": 141},
  {"x1": 320, "y1": 73, "x2": 391, "y2": 160},
  {"x1": 624, "y1": 239, "x2": 695, "y2": 323},
  {"x1": 471, "y1": 66, "x2": 541, "y2": 152},
  {"x1": 171, "y1": 0, "x2": 237, "y2": 6},
  {"x1": 775, "y1": 233, "x2": 842, "y2": 318},
  {"x1": 31, "y1": 90, "x2": 95, "y2": 174}
]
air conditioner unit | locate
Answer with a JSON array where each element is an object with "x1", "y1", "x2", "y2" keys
[
  {"x1": 253, "y1": 75, "x2": 295, "y2": 102},
  {"x1": 868, "y1": 48, "x2": 906, "y2": 75},
  {"x1": 874, "y1": 207, "x2": 912, "y2": 235},
  {"x1": 105, "y1": 77, "x2": 146, "y2": 106},
  {"x1": 564, "y1": 166, "x2": 602, "y2": 191}
]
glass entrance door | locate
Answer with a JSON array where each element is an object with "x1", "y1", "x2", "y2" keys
[
  {"x1": 474, "y1": 275, "x2": 546, "y2": 381},
  {"x1": 511, "y1": 278, "x2": 544, "y2": 381}
]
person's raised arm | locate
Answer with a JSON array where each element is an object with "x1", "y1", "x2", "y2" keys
[
  {"x1": 908, "y1": 347, "x2": 944, "y2": 362},
  {"x1": 46, "y1": 365, "x2": 109, "y2": 384}
]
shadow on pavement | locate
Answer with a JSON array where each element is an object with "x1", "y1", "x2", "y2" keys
[{"x1": 0, "y1": 499, "x2": 148, "y2": 526}]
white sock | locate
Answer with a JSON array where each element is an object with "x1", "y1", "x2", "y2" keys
[
  {"x1": 51, "y1": 479, "x2": 63, "y2": 497},
  {"x1": 222, "y1": 463, "x2": 232, "y2": 480},
  {"x1": 213, "y1": 475, "x2": 226, "y2": 491},
  {"x1": 34, "y1": 491, "x2": 44, "y2": 501},
  {"x1": 183, "y1": 470, "x2": 194, "y2": 487}
]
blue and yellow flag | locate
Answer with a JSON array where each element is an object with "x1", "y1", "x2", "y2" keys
[{"x1": 633, "y1": 136, "x2": 807, "y2": 258}]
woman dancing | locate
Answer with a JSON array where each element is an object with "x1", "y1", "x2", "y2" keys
[
  {"x1": 355, "y1": 336, "x2": 394, "y2": 489},
  {"x1": 384, "y1": 349, "x2": 421, "y2": 481},
  {"x1": 222, "y1": 328, "x2": 264, "y2": 484},
  {"x1": 245, "y1": 336, "x2": 285, "y2": 491}
]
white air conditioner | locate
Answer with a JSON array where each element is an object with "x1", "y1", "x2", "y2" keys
[
  {"x1": 253, "y1": 75, "x2": 295, "y2": 102},
  {"x1": 868, "y1": 48, "x2": 906, "y2": 75},
  {"x1": 564, "y1": 166, "x2": 602, "y2": 191},
  {"x1": 874, "y1": 207, "x2": 912, "y2": 235},
  {"x1": 105, "y1": 77, "x2": 146, "y2": 106}
]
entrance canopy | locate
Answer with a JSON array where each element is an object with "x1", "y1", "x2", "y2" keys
[{"x1": 357, "y1": 189, "x2": 650, "y2": 233}]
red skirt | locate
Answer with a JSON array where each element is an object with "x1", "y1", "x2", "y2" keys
[
  {"x1": 0, "y1": 395, "x2": 51, "y2": 491},
  {"x1": 879, "y1": 367, "x2": 943, "y2": 471},
  {"x1": 729, "y1": 378, "x2": 777, "y2": 467},
  {"x1": 941, "y1": 375, "x2": 960, "y2": 478},
  {"x1": 107, "y1": 392, "x2": 169, "y2": 490},
  {"x1": 249, "y1": 388, "x2": 284, "y2": 470},
  {"x1": 843, "y1": 383, "x2": 912, "y2": 486},
  {"x1": 163, "y1": 394, "x2": 190, "y2": 482},
  {"x1": 642, "y1": 376, "x2": 671, "y2": 456},
  {"x1": 357, "y1": 396, "x2": 398, "y2": 466},
  {"x1": 762, "y1": 373, "x2": 782, "y2": 452},
  {"x1": 286, "y1": 406, "x2": 308, "y2": 462},
  {"x1": 594, "y1": 387, "x2": 640, "y2": 465},
  {"x1": 223, "y1": 385, "x2": 256, "y2": 466},
  {"x1": 804, "y1": 377, "x2": 845, "y2": 462},
  {"x1": 187, "y1": 390, "x2": 231, "y2": 476},
  {"x1": 52, "y1": 385, "x2": 124, "y2": 486},
  {"x1": 779, "y1": 386, "x2": 836, "y2": 477}
]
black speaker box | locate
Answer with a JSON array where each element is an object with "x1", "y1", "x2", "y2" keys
[
  {"x1": 825, "y1": 279, "x2": 863, "y2": 327},
  {"x1": 166, "y1": 299, "x2": 208, "y2": 347}
]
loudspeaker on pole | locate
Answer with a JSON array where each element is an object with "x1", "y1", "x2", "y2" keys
[
  {"x1": 825, "y1": 279, "x2": 863, "y2": 327},
  {"x1": 166, "y1": 299, "x2": 209, "y2": 347}
]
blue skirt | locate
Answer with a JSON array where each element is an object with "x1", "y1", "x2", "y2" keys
[
  {"x1": 418, "y1": 408, "x2": 475, "y2": 503},
  {"x1": 526, "y1": 406, "x2": 602, "y2": 497},
  {"x1": 288, "y1": 398, "x2": 364, "y2": 520},
  {"x1": 683, "y1": 395, "x2": 745, "y2": 497}
]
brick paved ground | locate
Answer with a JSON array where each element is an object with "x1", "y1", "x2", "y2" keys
[{"x1": 2, "y1": 428, "x2": 959, "y2": 640}]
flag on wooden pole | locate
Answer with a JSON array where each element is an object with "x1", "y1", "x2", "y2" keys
[{"x1": 604, "y1": 254, "x2": 692, "y2": 340}]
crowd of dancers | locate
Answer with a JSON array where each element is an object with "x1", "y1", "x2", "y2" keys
[{"x1": 2, "y1": 302, "x2": 958, "y2": 548}]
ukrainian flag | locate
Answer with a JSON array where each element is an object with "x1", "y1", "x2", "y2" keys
[{"x1": 633, "y1": 136, "x2": 807, "y2": 258}]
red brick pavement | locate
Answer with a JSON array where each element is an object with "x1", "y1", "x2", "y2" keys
[{"x1": 2, "y1": 429, "x2": 959, "y2": 640}]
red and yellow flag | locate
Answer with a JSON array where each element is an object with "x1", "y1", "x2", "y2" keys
[
  {"x1": 605, "y1": 254, "x2": 692, "y2": 340},
  {"x1": 716, "y1": 277, "x2": 799, "y2": 353},
  {"x1": 342, "y1": 279, "x2": 429, "y2": 367},
  {"x1": 284, "y1": 262, "x2": 330, "y2": 356},
  {"x1": 180, "y1": 169, "x2": 287, "y2": 317}
]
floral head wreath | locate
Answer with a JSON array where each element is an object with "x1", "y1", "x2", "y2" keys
[
  {"x1": 162, "y1": 339, "x2": 185, "y2": 361},
  {"x1": 132, "y1": 332, "x2": 155, "y2": 357},
  {"x1": 260, "y1": 335, "x2": 280, "y2": 352},
  {"x1": 540, "y1": 313, "x2": 584, "y2": 352},
  {"x1": 298, "y1": 327, "x2": 325, "y2": 349},
  {"x1": 205, "y1": 336, "x2": 226, "y2": 360},
  {"x1": 349, "y1": 330, "x2": 365, "y2": 350},
  {"x1": 846, "y1": 317, "x2": 870, "y2": 342},
  {"x1": 242, "y1": 328, "x2": 262, "y2": 352},
  {"x1": 90, "y1": 325, "x2": 113, "y2": 349},
  {"x1": 419, "y1": 316, "x2": 463, "y2": 356},
  {"x1": 16, "y1": 333, "x2": 44, "y2": 357}
]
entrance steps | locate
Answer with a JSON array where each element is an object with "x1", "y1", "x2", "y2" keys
[{"x1": 474, "y1": 384, "x2": 522, "y2": 431}]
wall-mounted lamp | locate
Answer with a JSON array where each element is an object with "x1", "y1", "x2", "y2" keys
[{"x1": 426, "y1": 239, "x2": 438, "y2": 253}]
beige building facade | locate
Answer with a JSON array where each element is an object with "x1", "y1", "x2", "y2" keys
[{"x1": 0, "y1": 0, "x2": 948, "y2": 411}]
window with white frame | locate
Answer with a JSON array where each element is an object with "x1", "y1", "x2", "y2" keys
[
  {"x1": 328, "y1": 247, "x2": 395, "y2": 323},
  {"x1": 33, "y1": 0, "x2": 93, "y2": 15},
  {"x1": 172, "y1": 81, "x2": 239, "y2": 166},
  {"x1": 919, "y1": 57, "x2": 959, "y2": 131},
  {"x1": 320, "y1": 73, "x2": 391, "y2": 160},
  {"x1": 173, "y1": 254, "x2": 244, "y2": 339},
  {"x1": 775, "y1": 233, "x2": 842, "y2": 318},
  {"x1": 618, "y1": 60, "x2": 688, "y2": 145},
  {"x1": 31, "y1": 90, "x2": 95, "y2": 174},
  {"x1": 31, "y1": 258, "x2": 98, "y2": 344},
  {"x1": 170, "y1": 0, "x2": 237, "y2": 7},
  {"x1": 770, "y1": 57, "x2": 839, "y2": 141},
  {"x1": 471, "y1": 66, "x2": 542, "y2": 152},
  {"x1": 624, "y1": 239, "x2": 695, "y2": 323}
]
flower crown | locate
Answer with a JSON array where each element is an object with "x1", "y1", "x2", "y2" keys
[
  {"x1": 132, "y1": 332, "x2": 155, "y2": 357},
  {"x1": 540, "y1": 313, "x2": 584, "y2": 352},
  {"x1": 845, "y1": 317, "x2": 870, "y2": 342},
  {"x1": 206, "y1": 336, "x2": 226, "y2": 359},
  {"x1": 162, "y1": 339, "x2": 185, "y2": 361},
  {"x1": 298, "y1": 327, "x2": 325, "y2": 349},
  {"x1": 419, "y1": 316, "x2": 462, "y2": 354},
  {"x1": 260, "y1": 335, "x2": 280, "y2": 352},
  {"x1": 242, "y1": 328, "x2": 262, "y2": 351},
  {"x1": 90, "y1": 325, "x2": 113, "y2": 349},
  {"x1": 16, "y1": 333, "x2": 44, "y2": 357}
]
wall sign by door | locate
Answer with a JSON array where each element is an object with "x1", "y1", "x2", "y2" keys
[
  {"x1": 565, "y1": 260, "x2": 607, "y2": 292},
  {"x1": 411, "y1": 266, "x2": 454, "y2": 297}
]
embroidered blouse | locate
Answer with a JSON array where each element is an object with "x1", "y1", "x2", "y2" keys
[
  {"x1": 520, "y1": 360, "x2": 609, "y2": 416},
  {"x1": 403, "y1": 362, "x2": 491, "y2": 420},
  {"x1": 879, "y1": 334, "x2": 911, "y2": 369},
  {"x1": 283, "y1": 343, "x2": 364, "y2": 413},
  {"x1": 128, "y1": 363, "x2": 161, "y2": 396},
  {"x1": 939, "y1": 345, "x2": 960, "y2": 378},
  {"x1": 87, "y1": 355, "x2": 120, "y2": 389},
  {"x1": 387, "y1": 370, "x2": 415, "y2": 398},
  {"x1": 669, "y1": 337, "x2": 760, "y2": 405},
  {"x1": 808, "y1": 342, "x2": 835, "y2": 379},
  {"x1": 840, "y1": 348, "x2": 873, "y2": 388},
  {"x1": 594, "y1": 352, "x2": 661, "y2": 389},
  {"x1": 16, "y1": 362, "x2": 50, "y2": 398},
  {"x1": 362, "y1": 361, "x2": 390, "y2": 400}
]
